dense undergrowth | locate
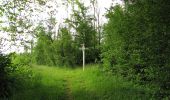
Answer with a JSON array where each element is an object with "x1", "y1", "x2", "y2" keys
[
  {"x1": 0, "y1": 53, "x2": 33, "y2": 99},
  {"x1": 102, "y1": 1, "x2": 170, "y2": 98}
]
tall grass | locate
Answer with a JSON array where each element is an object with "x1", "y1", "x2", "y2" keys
[
  {"x1": 68, "y1": 65, "x2": 152, "y2": 100},
  {"x1": 10, "y1": 64, "x2": 153, "y2": 100},
  {"x1": 10, "y1": 65, "x2": 67, "y2": 100}
]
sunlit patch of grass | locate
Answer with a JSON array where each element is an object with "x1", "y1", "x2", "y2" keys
[
  {"x1": 10, "y1": 64, "x2": 153, "y2": 100},
  {"x1": 10, "y1": 65, "x2": 67, "y2": 100},
  {"x1": 68, "y1": 65, "x2": 152, "y2": 100}
]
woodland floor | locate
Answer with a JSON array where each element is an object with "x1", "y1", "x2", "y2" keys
[{"x1": 10, "y1": 65, "x2": 152, "y2": 100}]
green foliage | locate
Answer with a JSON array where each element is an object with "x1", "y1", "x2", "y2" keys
[
  {"x1": 11, "y1": 53, "x2": 32, "y2": 66},
  {"x1": 0, "y1": 53, "x2": 33, "y2": 98},
  {"x1": 0, "y1": 53, "x2": 12, "y2": 97},
  {"x1": 33, "y1": 26, "x2": 75, "y2": 67},
  {"x1": 102, "y1": 1, "x2": 170, "y2": 98},
  {"x1": 33, "y1": 2, "x2": 100, "y2": 66},
  {"x1": 52, "y1": 27, "x2": 75, "y2": 67},
  {"x1": 65, "y1": 1, "x2": 99, "y2": 64},
  {"x1": 33, "y1": 26, "x2": 54, "y2": 66},
  {"x1": 0, "y1": 0, "x2": 31, "y2": 34},
  {"x1": 102, "y1": 6, "x2": 125, "y2": 71}
]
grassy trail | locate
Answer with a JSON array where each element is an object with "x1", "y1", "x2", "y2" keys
[
  {"x1": 64, "y1": 76, "x2": 73, "y2": 100},
  {"x1": 10, "y1": 65, "x2": 152, "y2": 100}
]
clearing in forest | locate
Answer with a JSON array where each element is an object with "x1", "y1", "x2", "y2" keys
[{"x1": 10, "y1": 65, "x2": 152, "y2": 100}]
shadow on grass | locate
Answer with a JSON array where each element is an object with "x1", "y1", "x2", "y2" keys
[
  {"x1": 72, "y1": 87, "x2": 152, "y2": 100},
  {"x1": 105, "y1": 87, "x2": 152, "y2": 100},
  {"x1": 10, "y1": 83, "x2": 66, "y2": 100}
]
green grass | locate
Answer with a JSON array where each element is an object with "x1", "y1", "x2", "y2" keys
[{"x1": 10, "y1": 64, "x2": 152, "y2": 100}]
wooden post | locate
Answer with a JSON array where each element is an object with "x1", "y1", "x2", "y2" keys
[
  {"x1": 82, "y1": 44, "x2": 85, "y2": 71},
  {"x1": 79, "y1": 43, "x2": 86, "y2": 71}
]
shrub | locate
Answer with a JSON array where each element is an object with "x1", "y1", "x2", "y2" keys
[
  {"x1": 0, "y1": 53, "x2": 11, "y2": 97},
  {"x1": 0, "y1": 53, "x2": 33, "y2": 98}
]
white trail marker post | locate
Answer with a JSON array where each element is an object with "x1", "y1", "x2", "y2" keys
[{"x1": 79, "y1": 43, "x2": 87, "y2": 71}]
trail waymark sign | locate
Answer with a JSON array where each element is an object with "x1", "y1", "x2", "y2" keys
[{"x1": 79, "y1": 43, "x2": 88, "y2": 71}]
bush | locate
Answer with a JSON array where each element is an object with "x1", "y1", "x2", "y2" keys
[
  {"x1": 11, "y1": 52, "x2": 32, "y2": 66},
  {"x1": 102, "y1": 1, "x2": 170, "y2": 98},
  {"x1": 0, "y1": 53, "x2": 11, "y2": 97},
  {"x1": 0, "y1": 53, "x2": 34, "y2": 98}
]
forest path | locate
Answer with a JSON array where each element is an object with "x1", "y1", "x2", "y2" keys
[
  {"x1": 10, "y1": 65, "x2": 152, "y2": 100},
  {"x1": 63, "y1": 74, "x2": 73, "y2": 100}
]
